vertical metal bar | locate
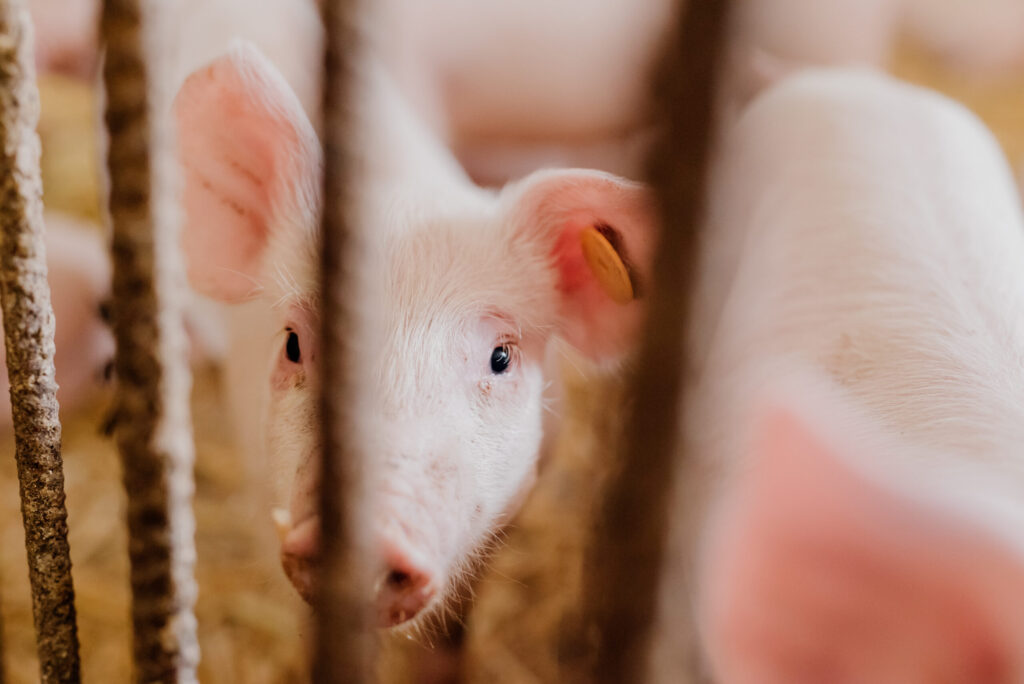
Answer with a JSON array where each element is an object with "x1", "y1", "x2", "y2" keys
[
  {"x1": 100, "y1": 0, "x2": 200, "y2": 681},
  {"x1": 0, "y1": 2, "x2": 80, "y2": 682},
  {"x1": 314, "y1": 0, "x2": 374, "y2": 681},
  {"x1": 583, "y1": 1, "x2": 730, "y2": 682}
]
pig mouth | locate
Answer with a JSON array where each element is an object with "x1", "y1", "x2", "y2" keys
[
  {"x1": 275, "y1": 509, "x2": 442, "y2": 628},
  {"x1": 277, "y1": 511, "x2": 320, "y2": 603}
]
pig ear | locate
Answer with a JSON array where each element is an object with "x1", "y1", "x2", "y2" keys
[
  {"x1": 508, "y1": 169, "x2": 656, "y2": 361},
  {"x1": 174, "y1": 41, "x2": 321, "y2": 302},
  {"x1": 699, "y1": 405, "x2": 1024, "y2": 684}
]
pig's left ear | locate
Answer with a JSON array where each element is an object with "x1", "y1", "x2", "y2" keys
[
  {"x1": 505, "y1": 169, "x2": 656, "y2": 361},
  {"x1": 699, "y1": 404, "x2": 1024, "y2": 683}
]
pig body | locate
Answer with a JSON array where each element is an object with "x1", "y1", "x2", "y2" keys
[{"x1": 649, "y1": 69, "x2": 1024, "y2": 681}]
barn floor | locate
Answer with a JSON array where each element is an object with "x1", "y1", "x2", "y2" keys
[{"x1": 0, "y1": 41, "x2": 1022, "y2": 683}]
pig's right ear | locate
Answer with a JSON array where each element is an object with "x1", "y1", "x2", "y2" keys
[
  {"x1": 699, "y1": 401, "x2": 1024, "y2": 683},
  {"x1": 174, "y1": 42, "x2": 321, "y2": 302}
]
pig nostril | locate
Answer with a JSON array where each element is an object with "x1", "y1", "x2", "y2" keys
[
  {"x1": 386, "y1": 569, "x2": 412, "y2": 590},
  {"x1": 375, "y1": 551, "x2": 437, "y2": 628}
]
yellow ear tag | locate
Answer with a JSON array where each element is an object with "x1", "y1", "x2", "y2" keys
[{"x1": 580, "y1": 226, "x2": 634, "y2": 305}]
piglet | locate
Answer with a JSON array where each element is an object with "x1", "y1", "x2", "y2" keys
[
  {"x1": 173, "y1": 42, "x2": 657, "y2": 627},
  {"x1": 648, "y1": 69, "x2": 1024, "y2": 681}
]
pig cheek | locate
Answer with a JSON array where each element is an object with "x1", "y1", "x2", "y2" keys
[
  {"x1": 270, "y1": 352, "x2": 303, "y2": 394},
  {"x1": 472, "y1": 360, "x2": 545, "y2": 524},
  {"x1": 265, "y1": 370, "x2": 320, "y2": 519}
]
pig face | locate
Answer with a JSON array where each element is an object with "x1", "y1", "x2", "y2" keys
[{"x1": 174, "y1": 43, "x2": 654, "y2": 626}]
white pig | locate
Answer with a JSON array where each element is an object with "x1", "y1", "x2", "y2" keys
[
  {"x1": 648, "y1": 69, "x2": 1024, "y2": 681},
  {"x1": 173, "y1": 42, "x2": 657, "y2": 627}
]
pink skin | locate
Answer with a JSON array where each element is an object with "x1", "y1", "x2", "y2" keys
[
  {"x1": 28, "y1": 0, "x2": 99, "y2": 79},
  {"x1": 902, "y1": 0, "x2": 1024, "y2": 75},
  {"x1": 700, "y1": 395, "x2": 1024, "y2": 684},
  {"x1": 174, "y1": 44, "x2": 655, "y2": 627}
]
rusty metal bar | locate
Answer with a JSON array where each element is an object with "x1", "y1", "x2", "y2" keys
[
  {"x1": 0, "y1": 2, "x2": 80, "y2": 682},
  {"x1": 100, "y1": 0, "x2": 200, "y2": 681},
  {"x1": 582, "y1": 1, "x2": 731, "y2": 682},
  {"x1": 314, "y1": 0, "x2": 374, "y2": 681}
]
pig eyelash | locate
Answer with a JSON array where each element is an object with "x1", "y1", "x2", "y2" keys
[{"x1": 489, "y1": 339, "x2": 520, "y2": 375}]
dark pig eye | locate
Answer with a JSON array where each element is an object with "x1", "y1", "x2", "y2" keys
[
  {"x1": 490, "y1": 345, "x2": 512, "y2": 374},
  {"x1": 285, "y1": 329, "x2": 301, "y2": 364}
]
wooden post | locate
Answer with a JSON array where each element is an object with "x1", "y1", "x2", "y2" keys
[
  {"x1": 100, "y1": 0, "x2": 200, "y2": 681},
  {"x1": 582, "y1": 1, "x2": 730, "y2": 682},
  {"x1": 0, "y1": 2, "x2": 81, "y2": 682},
  {"x1": 313, "y1": 0, "x2": 375, "y2": 681}
]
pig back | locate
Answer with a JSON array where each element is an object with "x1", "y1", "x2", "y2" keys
[
  {"x1": 689, "y1": 68, "x2": 1024, "y2": 466},
  {"x1": 647, "y1": 68, "x2": 1024, "y2": 684}
]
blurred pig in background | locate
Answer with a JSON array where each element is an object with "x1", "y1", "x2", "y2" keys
[
  {"x1": 26, "y1": 0, "x2": 1024, "y2": 178},
  {"x1": 649, "y1": 69, "x2": 1024, "y2": 682},
  {"x1": 374, "y1": 0, "x2": 1024, "y2": 183},
  {"x1": 0, "y1": 213, "x2": 113, "y2": 431}
]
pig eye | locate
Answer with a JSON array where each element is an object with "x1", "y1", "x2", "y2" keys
[
  {"x1": 285, "y1": 329, "x2": 301, "y2": 364},
  {"x1": 490, "y1": 344, "x2": 513, "y2": 374}
]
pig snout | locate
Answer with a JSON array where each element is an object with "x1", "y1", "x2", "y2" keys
[
  {"x1": 277, "y1": 512, "x2": 441, "y2": 627},
  {"x1": 373, "y1": 534, "x2": 439, "y2": 627}
]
